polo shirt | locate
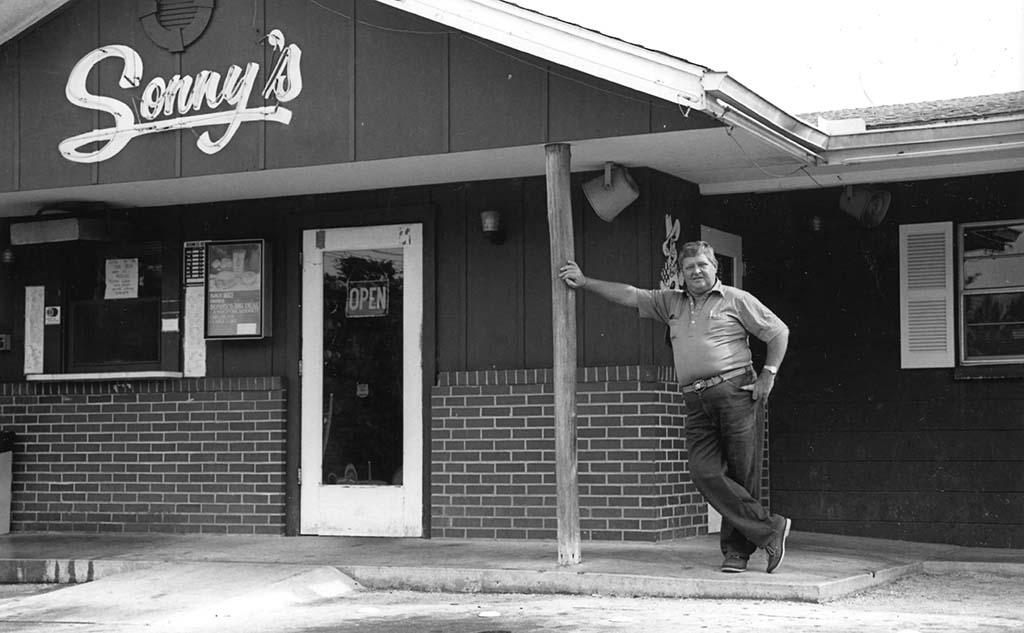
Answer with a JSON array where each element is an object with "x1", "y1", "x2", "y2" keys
[{"x1": 636, "y1": 281, "x2": 788, "y2": 385}]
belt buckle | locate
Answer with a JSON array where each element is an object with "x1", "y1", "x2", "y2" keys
[{"x1": 692, "y1": 379, "x2": 707, "y2": 393}]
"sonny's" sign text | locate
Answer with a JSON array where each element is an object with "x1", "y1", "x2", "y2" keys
[{"x1": 59, "y1": 29, "x2": 302, "y2": 163}]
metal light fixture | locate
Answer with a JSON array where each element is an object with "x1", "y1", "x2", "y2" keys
[
  {"x1": 481, "y1": 210, "x2": 505, "y2": 245},
  {"x1": 0, "y1": 247, "x2": 13, "y2": 265}
]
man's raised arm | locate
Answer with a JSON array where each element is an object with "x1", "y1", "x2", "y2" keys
[{"x1": 558, "y1": 261, "x2": 639, "y2": 309}]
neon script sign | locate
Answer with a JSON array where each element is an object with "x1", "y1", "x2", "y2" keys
[{"x1": 59, "y1": 29, "x2": 302, "y2": 163}]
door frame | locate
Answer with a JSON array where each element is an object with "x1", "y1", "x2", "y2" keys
[
  {"x1": 700, "y1": 225, "x2": 743, "y2": 289},
  {"x1": 284, "y1": 207, "x2": 435, "y2": 536},
  {"x1": 700, "y1": 224, "x2": 743, "y2": 534}
]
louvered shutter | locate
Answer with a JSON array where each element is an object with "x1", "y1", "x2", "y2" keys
[{"x1": 899, "y1": 222, "x2": 954, "y2": 368}]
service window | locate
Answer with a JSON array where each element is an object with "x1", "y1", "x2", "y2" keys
[
  {"x1": 960, "y1": 219, "x2": 1024, "y2": 365},
  {"x1": 64, "y1": 240, "x2": 166, "y2": 372}
]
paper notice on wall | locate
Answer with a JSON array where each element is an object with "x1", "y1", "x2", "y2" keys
[
  {"x1": 24, "y1": 286, "x2": 44, "y2": 374},
  {"x1": 104, "y1": 258, "x2": 139, "y2": 299}
]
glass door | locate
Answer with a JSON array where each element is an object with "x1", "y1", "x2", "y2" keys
[{"x1": 300, "y1": 225, "x2": 423, "y2": 536}]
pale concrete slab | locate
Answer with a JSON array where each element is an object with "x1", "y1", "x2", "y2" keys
[
  {"x1": 0, "y1": 562, "x2": 359, "y2": 631},
  {"x1": 0, "y1": 530, "x2": 1020, "y2": 603}
]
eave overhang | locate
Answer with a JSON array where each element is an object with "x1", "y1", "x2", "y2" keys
[
  {"x1": 698, "y1": 72, "x2": 1024, "y2": 193},
  {"x1": 0, "y1": 0, "x2": 1018, "y2": 211},
  {"x1": 0, "y1": 0, "x2": 71, "y2": 46},
  {"x1": 385, "y1": 1, "x2": 1023, "y2": 195},
  {"x1": 373, "y1": 0, "x2": 708, "y2": 110}
]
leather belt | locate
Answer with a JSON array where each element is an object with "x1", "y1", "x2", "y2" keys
[{"x1": 681, "y1": 366, "x2": 752, "y2": 394}]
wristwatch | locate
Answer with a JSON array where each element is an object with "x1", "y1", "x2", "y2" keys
[{"x1": 762, "y1": 365, "x2": 778, "y2": 375}]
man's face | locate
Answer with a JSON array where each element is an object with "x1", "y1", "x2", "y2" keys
[{"x1": 681, "y1": 253, "x2": 717, "y2": 294}]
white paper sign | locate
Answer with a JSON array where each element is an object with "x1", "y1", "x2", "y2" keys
[{"x1": 105, "y1": 258, "x2": 139, "y2": 299}]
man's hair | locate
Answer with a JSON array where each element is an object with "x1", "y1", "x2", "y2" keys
[{"x1": 679, "y1": 240, "x2": 717, "y2": 267}]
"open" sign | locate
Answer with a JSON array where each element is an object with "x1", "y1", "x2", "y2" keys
[{"x1": 345, "y1": 280, "x2": 389, "y2": 318}]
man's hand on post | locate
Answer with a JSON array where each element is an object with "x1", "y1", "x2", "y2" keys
[{"x1": 558, "y1": 261, "x2": 587, "y2": 289}]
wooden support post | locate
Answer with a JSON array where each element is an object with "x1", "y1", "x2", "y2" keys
[{"x1": 545, "y1": 143, "x2": 581, "y2": 566}]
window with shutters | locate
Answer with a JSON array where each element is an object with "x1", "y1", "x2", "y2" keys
[{"x1": 960, "y1": 220, "x2": 1024, "y2": 365}]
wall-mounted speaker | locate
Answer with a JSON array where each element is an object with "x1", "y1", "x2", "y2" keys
[
  {"x1": 839, "y1": 185, "x2": 891, "y2": 227},
  {"x1": 583, "y1": 163, "x2": 639, "y2": 222}
]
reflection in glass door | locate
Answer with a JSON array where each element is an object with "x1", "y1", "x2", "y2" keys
[
  {"x1": 301, "y1": 225, "x2": 423, "y2": 536},
  {"x1": 321, "y1": 249, "x2": 404, "y2": 486}
]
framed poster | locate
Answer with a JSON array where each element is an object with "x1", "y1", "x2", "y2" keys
[{"x1": 205, "y1": 239, "x2": 269, "y2": 339}]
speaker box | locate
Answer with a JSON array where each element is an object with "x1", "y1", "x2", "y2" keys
[{"x1": 583, "y1": 163, "x2": 639, "y2": 222}]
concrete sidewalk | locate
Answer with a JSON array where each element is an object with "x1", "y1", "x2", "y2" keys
[{"x1": 1, "y1": 530, "x2": 1022, "y2": 603}]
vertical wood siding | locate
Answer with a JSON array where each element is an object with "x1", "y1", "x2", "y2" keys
[
  {"x1": 699, "y1": 171, "x2": 1024, "y2": 548},
  {"x1": 179, "y1": 1, "x2": 264, "y2": 177},
  {"x1": 265, "y1": 0, "x2": 355, "y2": 168},
  {"x1": 16, "y1": 0, "x2": 96, "y2": 191},
  {"x1": 0, "y1": 0, "x2": 719, "y2": 191},
  {"x1": 354, "y1": 1, "x2": 449, "y2": 161},
  {"x1": 0, "y1": 45, "x2": 16, "y2": 192},
  {"x1": 448, "y1": 37, "x2": 547, "y2": 152},
  {"x1": 0, "y1": 168, "x2": 698, "y2": 381},
  {"x1": 96, "y1": 0, "x2": 177, "y2": 184}
]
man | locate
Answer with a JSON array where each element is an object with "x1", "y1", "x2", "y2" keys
[{"x1": 559, "y1": 241, "x2": 791, "y2": 574}]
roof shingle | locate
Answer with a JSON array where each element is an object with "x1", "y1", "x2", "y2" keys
[{"x1": 800, "y1": 91, "x2": 1024, "y2": 130}]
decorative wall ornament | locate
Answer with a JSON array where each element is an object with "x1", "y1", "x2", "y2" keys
[
  {"x1": 660, "y1": 214, "x2": 682, "y2": 290},
  {"x1": 139, "y1": 0, "x2": 216, "y2": 53},
  {"x1": 59, "y1": 29, "x2": 303, "y2": 163}
]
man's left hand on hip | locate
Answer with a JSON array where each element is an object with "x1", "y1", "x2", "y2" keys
[{"x1": 742, "y1": 372, "x2": 775, "y2": 400}]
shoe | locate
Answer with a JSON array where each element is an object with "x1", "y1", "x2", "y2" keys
[
  {"x1": 764, "y1": 516, "x2": 791, "y2": 574},
  {"x1": 721, "y1": 554, "x2": 748, "y2": 573}
]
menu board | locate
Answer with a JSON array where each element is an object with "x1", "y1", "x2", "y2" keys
[
  {"x1": 205, "y1": 240, "x2": 267, "y2": 339},
  {"x1": 183, "y1": 241, "x2": 207, "y2": 285}
]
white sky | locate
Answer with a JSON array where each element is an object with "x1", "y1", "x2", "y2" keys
[{"x1": 513, "y1": 0, "x2": 1024, "y2": 113}]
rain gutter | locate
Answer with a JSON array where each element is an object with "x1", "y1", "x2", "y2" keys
[
  {"x1": 701, "y1": 70, "x2": 1024, "y2": 173},
  {"x1": 700, "y1": 71, "x2": 829, "y2": 165},
  {"x1": 824, "y1": 115, "x2": 1024, "y2": 165}
]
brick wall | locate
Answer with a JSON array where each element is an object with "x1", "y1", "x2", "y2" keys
[
  {"x1": 431, "y1": 366, "x2": 719, "y2": 542},
  {"x1": 1, "y1": 377, "x2": 286, "y2": 534}
]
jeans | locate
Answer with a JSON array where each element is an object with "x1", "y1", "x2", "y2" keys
[{"x1": 683, "y1": 367, "x2": 775, "y2": 557}]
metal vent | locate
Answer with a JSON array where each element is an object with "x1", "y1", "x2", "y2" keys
[
  {"x1": 157, "y1": 1, "x2": 201, "y2": 29},
  {"x1": 138, "y1": 0, "x2": 216, "y2": 53}
]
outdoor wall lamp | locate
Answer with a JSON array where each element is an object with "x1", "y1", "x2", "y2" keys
[
  {"x1": 1, "y1": 219, "x2": 12, "y2": 265},
  {"x1": 481, "y1": 210, "x2": 506, "y2": 245}
]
